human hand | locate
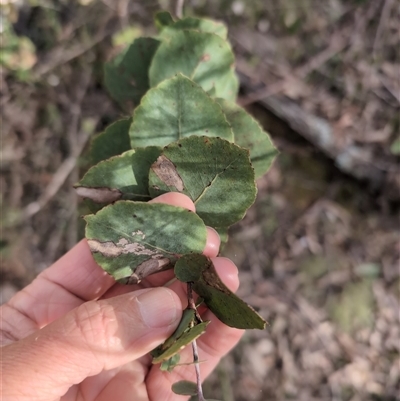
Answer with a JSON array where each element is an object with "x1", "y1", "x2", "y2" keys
[{"x1": 1, "y1": 193, "x2": 243, "y2": 401}]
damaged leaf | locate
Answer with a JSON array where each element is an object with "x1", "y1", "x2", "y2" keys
[
  {"x1": 152, "y1": 321, "x2": 209, "y2": 364},
  {"x1": 104, "y1": 37, "x2": 160, "y2": 110},
  {"x1": 76, "y1": 147, "x2": 161, "y2": 204},
  {"x1": 216, "y1": 98, "x2": 278, "y2": 178},
  {"x1": 149, "y1": 30, "x2": 237, "y2": 101},
  {"x1": 129, "y1": 74, "x2": 233, "y2": 148},
  {"x1": 154, "y1": 308, "x2": 196, "y2": 354},
  {"x1": 148, "y1": 136, "x2": 256, "y2": 228},
  {"x1": 90, "y1": 118, "x2": 132, "y2": 165},
  {"x1": 175, "y1": 254, "x2": 266, "y2": 329},
  {"x1": 85, "y1": 201, "x2": 207, "y2": 283}
]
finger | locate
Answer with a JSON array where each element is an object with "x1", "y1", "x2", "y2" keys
[
  {"x1": 4, "y1": 194, "x2": 197, "y2": 333},
  {"x1": 103, "y1": 257, "x2": 238, "y2": 316},
  {"x1": 203, "y1": 227, "x2": 220, "y2": 258},
  {"x1": 2, "y1": 239, "x2": 109, "y2": 343},
  {"x1": 46, "y1": 194, "x2": 196, "y2": 302},
  {"x1": 1, "y1": 288, "x2": 182, "y2": 401},
  {"x1": 148, "y1": 192, "x2": 195, "y2": 211},
  {"x1": 145, "y1": 258, "x2": 244, "y2": 400}
]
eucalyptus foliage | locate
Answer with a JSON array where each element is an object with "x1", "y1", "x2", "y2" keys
[{"x1": 76, "y1": 10, "x2": 278, "y2": 400}]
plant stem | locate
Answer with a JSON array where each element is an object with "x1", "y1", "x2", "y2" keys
[
  {"x1": 192, "y1": 339, "x2": 206, "y2": 401},
  {"x1": 187, "y1": 283, "x2": 206, "y2": 401},
  {"x1": 187, "y1": 282, "x2": 202, "y2": 323}
]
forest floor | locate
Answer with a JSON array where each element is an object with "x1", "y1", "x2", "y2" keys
[{"x1": 1, "y1": 1, "x2": 399, "y2": 400}]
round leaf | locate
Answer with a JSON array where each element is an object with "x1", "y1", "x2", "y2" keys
[
  {"x1": 149, "y1": 30, "x2": 238, "y2": 101},
  {"x1": 90, "y1": 118, "x2": 132, "y2": 165},
  {"x1": 214, "y1": 69, "x2": 239, "y2": 103},
  {"x1": 175, "y1": 254, "x2": 267, "y2": 329},
  {"x1": 104, "y1": 37, "x2": 160, "y2": 110},
  {"x1": 149, "y1": 136, "x2": 256, "y2": 228},
  {"x1": 216, "y1": 98, "x2": 278, "y2": 178},
  {"x1": 159, "y1": 17, "x2": 227, "y2": 40},
  {"x1": 171, "y1": 380, "x2": 198, "y2": 396},
  {"x1": 154, "y1": 11, "x2": 174, "y2": 31},
  {"x1": 84, "y1": 201, "x2": 207, "y2": 283},
  {"x1": 129, "y1": 74, "x2": 233, "y2": 148},
  {"x1": 76, "y1": 147, "x2": 161, "y2": 204}
]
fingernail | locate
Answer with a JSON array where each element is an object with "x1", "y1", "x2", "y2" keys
[{"x1": 136, "y1": 288, "x2": 180, "y2": 328}]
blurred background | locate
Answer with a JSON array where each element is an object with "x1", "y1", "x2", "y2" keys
[{"x1": 1, "y1": 0, "x2": 399, "y2": 400}]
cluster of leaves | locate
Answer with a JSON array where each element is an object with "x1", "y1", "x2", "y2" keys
[{"x1": 75, "y1": 11, "x2": 277, "y2": 399}]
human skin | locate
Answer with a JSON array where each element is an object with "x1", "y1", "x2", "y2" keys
[{"x1": 0, "y1": 193, "x2": 243, "y2": 401}]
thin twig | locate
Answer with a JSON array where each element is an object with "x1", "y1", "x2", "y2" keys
[
  {"x1": 187, "y1": 282, "x2": 202, "y2": 322},
  {"x1": 22, "y1": 120, "x2": 97, "y2": 220},
  {"x1": 32, "y1": 19, "x2": 118, "y2": 78},
  {"x1": 192, "y1": 339, "x2": 206, "y2": 401},
  {"x1": 22, "y1": 67, "x2": 95, "y2": 221},
  {"x1": 187, "y1": 283, "x2": 206, "y2": 401},
  {"x1": 66, "y1": 69, "x2": 93, "y2": 248}
]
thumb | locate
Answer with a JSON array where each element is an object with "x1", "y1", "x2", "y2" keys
[{"x1": 2, "y1": 287, "x2": 182, "y2": 401}]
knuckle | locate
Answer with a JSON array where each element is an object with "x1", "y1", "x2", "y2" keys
[{"x1": 70, "y1": 301, "x2": 118, "y2": 348}]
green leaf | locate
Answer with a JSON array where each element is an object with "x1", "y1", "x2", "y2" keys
[
  {"x1": 154, "y1": 308, "x2": 195, "y2": 354},
  {"x1": 171, "y1": 380, "x2": 198, "y2": 396},
  {"x1": 90, "y1": 119, "x2": 132, "y2": 165},
  {"x1": 216, "y1": 98, "x2": 278, "y2": 178},
  {"x1": 214, "y1": 69, "x2": 239, "y2": 103},
  {"x1": 215, "y1": 227, "x2": 229, "y2": 249},
  {"x1": 104, "y1": 37, "x2": 160, "y2": 110},
  {"x1": 149, "y1": 30, "x2": 238, "y2": 101},
  {"x1": 152, "y1": 321, "x2": 210, "y2": 364},
  {"x1": 160, "y1": 354, "x2": 180, "y2": 372},
  {"x1": 159, "y1": 17, "x2": 228, "y2": 40},
  {"x1": 76, "y1": 147, "x2": 161, "y2": 204},
  {"x1": 154, "y1": 11, "x2": 174, "y2": 31},
  {"x1": 148, "y1": 136, "x2": 256, "y2": 228},
  {"x1": 84, "y1": 201, "x2": 207, "y2": 283},
  {"x1": 129, "y1": 74, "x2": 233, "y2": 148},
  {"x1": 175, "y1": 254, "x2": 267, "y2": 329}
]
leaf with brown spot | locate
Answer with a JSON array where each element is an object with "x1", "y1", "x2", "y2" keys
[
  {"x1": 75, "y1": 147, "x2": 161, "y2": 204},
  {"x1": 151, "y1": 155, "x2": 184, "y2": 192},
  {"x1": 175, "y1": 254, "x2": 267, "y2": 329},
  {"x1": 85, "y1": 202, "x2": 207, "y2": 283},
  {"x1": 148, "y1": 136, "x2": 256, "y2": 228}
]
